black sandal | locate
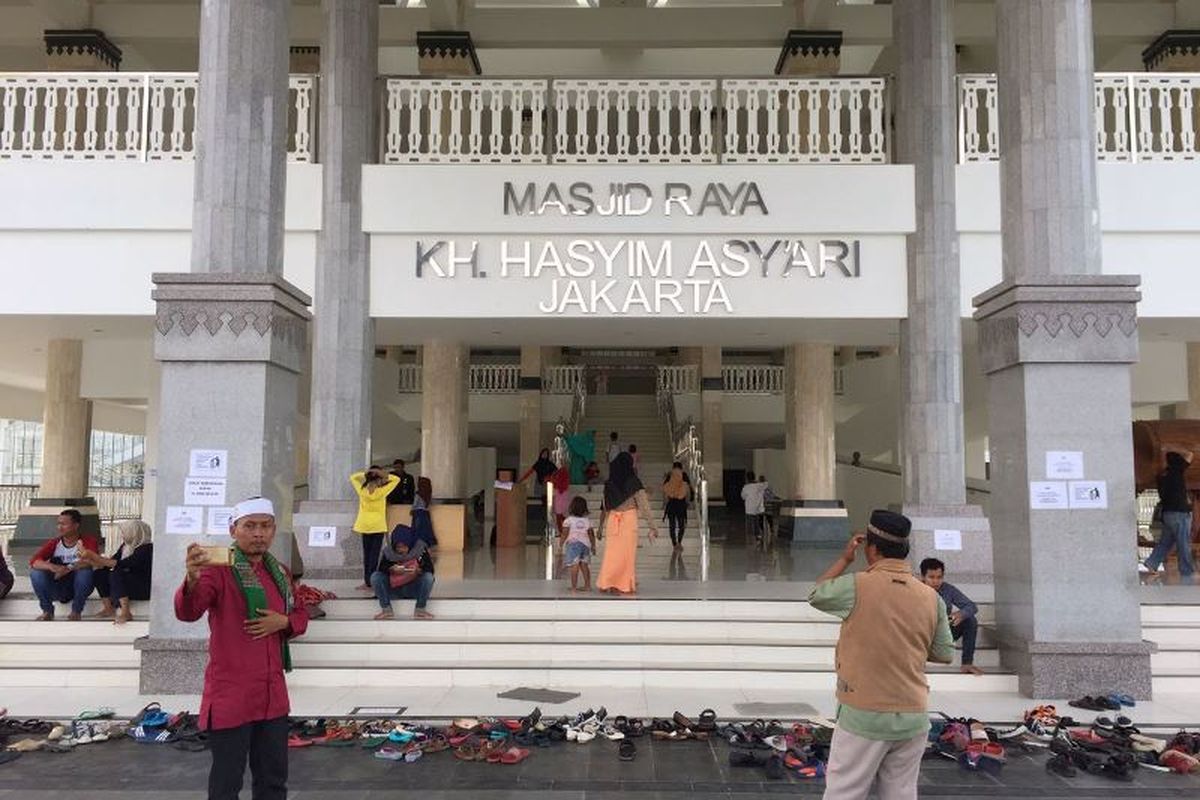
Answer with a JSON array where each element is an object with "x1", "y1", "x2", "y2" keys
[
  {"x1": 618, "y1": 739, "x2": 636, "y2": 761},
  {"x1": 695, "y1": 709, "x2": 717, "y2": 732}
]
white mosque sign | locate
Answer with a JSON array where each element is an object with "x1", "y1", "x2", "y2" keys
[{"x1": 409, "y1": 180, "x2": 863, "y2": 316}]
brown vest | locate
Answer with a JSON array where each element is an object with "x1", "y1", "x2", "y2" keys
[{"x1": 835, "y1": 559, "x2": 940, "y2": 713}]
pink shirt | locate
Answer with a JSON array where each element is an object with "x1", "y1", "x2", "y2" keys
[{"x1": 174, "y1": 561, "x2": 308, "y2": 731}]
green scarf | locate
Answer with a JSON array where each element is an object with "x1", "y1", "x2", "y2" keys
[{"x1": 231, "y1": 547, "x2": 294, "y2": 672}]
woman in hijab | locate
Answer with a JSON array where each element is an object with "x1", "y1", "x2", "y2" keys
[
  {"x1": 370, "y1": 523, "x2": 436, "y2": 620},
  {"x1": 85, "y1": 519, "x2": 153, "y2": 624},
  {"x1": 662, "y1": 462, "x2": 692, "y2": 552},
  {"x1": 519, "y1": 448, "x2": 558, "y2": 497},
  {"x1": 596, "y1": 451, "x2": 660, "y2": 595}
]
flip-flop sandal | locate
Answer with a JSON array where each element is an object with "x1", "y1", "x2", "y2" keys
[
  {"x1": 672, "y1": 711, "x2": 694, "y2": 730},
  {"x1": 499, "y1": 746, "x2": 530, "y2": 764},
  {"x1": 695, "y1": 709, "x2": 717, "y2": 732},
  {"x1": 404, "y1": 747, "x2": 423, "y2": 763},
  {"x1": 627, "y1": 719, "x2": 645, "y2": 738},
  {"x1": 453, "y1": 743, "x2": 479, "y2": 761},
  {"x1": 287, "y1": 735, "x2": 313, "y2": 748},
  {"x1": 374, "y1": 745, "x2": 407, "y2": 761},
  {"x1": 423, "y1": 736, "x2": 450, "y2": 753},
  {"x1": 618, "y1": 740, "x2": 636, "y2": 761},
  {"x1": 360, "y1": 736, "x2": 388, "y2": 748}
]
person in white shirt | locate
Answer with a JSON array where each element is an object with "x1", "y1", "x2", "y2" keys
[
  {"x1": 741, "y1": 472, "x2": 768, "y2": 544},
  {"x1": 559, "y1": 496, "x2": 597, "y2": 593}
]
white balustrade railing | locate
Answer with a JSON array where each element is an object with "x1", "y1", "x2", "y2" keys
[
  {"x1": 722, "y1": 77, "x2": 889, "y2": 164},
  {"x1": 396, "y1": 364, "x2": 422, "y2": 393},
  {"x1": 656, "y1": 365, "x2": 698, "y2": 394},
  {"x1": 959, "y1": 73, "x2": 1200, "y2": 163},
  {"x1": 0, "y1": 73, "x2": 316, "y2": 162},
  {"x1": 469, "y1": 364, "x2": 519, "y2": 393},
  {"x1": 543, "y1": 365, "x2": 585, "y2": 395},
  {"x1": 722, "y1": 364, "x2": 784, "y2": 394},
  {"x1": 382, "y1": 78, "x2": 546, "y2": 164},
  {"x1": 552, "y1": 79, "x2": 717, "y2": 164}
]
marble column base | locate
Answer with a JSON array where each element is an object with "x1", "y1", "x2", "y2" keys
[
  {"x1": 903, "y1": 504, "x2": 993, "y2": 584},
  {"x1": 135, "y1": 636, "x2": 209, "y2": 694},
  {"x1": 998, "y1": 635, "x2": 1156, "y2": 700},
  {"x1": 780, "y1": 500, "x2": 850, "y2": 546},
  {"x1": 293, "y1": 499, "x2": 360, "y2": 580}
]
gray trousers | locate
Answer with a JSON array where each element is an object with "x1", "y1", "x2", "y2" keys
[{"x1": 822, "y1": 724, "x2": 926, "y2": 800}]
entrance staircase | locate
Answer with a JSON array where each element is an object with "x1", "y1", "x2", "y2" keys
[{"x1": 2, "y1": 590, "x2": 1199, "y2": 695}]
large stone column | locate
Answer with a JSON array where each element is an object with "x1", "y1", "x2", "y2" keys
[
  {"x1": 974, "y1": 0, "x2": 1152, "y2": 698},
  {"x1": 783, "y1": 343, "x2": 847, "y2": 544},
  {"x1": 421, "y1": 340, "x2": 468, "y2": 501},
  {"x1": 138, "y1": 0, "x2": 310, "y2": 694},
  {"x1": 699, "y1": 346, "x2": 724, "y2": 500},
  {"x1": 1179, "y1": 343, "x2": 1200, "y2": 420},
  {"x1": 894, "y1": 0, "x2": 992, "y2": 582},
  {"x1": 11, "y1": 340, "x2": 99, "y2": 556}
]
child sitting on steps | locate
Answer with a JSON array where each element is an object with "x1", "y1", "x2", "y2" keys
[{"x1": 560, "y1": 496, "x2": 597, "y2": 593}]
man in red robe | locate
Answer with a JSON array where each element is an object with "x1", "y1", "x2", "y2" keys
[{"x1": 176, "y1": 497, "x2": 308, "y2": 800}]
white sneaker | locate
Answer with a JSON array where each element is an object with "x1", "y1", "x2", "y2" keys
[{"x1": 1138, "y1": 563, "x2": 1151, "y2": 574}]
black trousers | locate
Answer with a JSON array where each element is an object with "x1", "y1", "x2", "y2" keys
[
  {"x1": 93, "y1": 566, "x2": 151, "y2": 602},
  {"x1": 360, "y1": 532, "x2": 384, "y2": 586},
  {"x1": 208, "y1": 716, "x2": 289, "y2": 800},
  {"x1": 665, "y1": 499, "x2": 688, "y2": 545}
]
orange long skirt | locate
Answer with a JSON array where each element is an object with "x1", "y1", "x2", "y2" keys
[{"x1": 597, "y1": 508, "x2": 639, "y2": 594}]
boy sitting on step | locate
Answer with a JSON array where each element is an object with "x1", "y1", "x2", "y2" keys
[{"x1": 560, "y1": 496, "x2": 597, "y2": 594}]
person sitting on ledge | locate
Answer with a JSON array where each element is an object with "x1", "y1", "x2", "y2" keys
[
  {"x1": 370, "y1": 523, "x2": 435, "y2": 620},
  {"x1": 920, "y1": 557, "x2": 984, "y2": 676},
  {"x1": 0, "y1": 549, "x2": 13, "y2": 600},
  {"x1": 84, "y1": 519, "x2": 154, "y2": 625},
  {"x1": 28, "y1": 509, "x2": 100, "y2": 621}
]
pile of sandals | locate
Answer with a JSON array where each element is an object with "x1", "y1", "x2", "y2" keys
[
  {"x1": 0, "y1": 703, "x2": 207, "y2": 759},
  {"x1": 723, "y1": 719, "x2": 833, "y2": 780}
]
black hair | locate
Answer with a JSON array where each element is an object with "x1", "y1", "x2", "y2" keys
[
  {"x1": 919, "y1": 557, "x2": 945, "y2": 576},
  {"x1": 746, "y1": 471, "x2": 756, "y2": 481},
  {"x1": 59, "y1": 509, "x2": 82, "y2": 525},
  {"x1": 867, "y1": 531, "x2": 909, "y2": 560},
  {"x1": 672, "y1": 461, "x2": 684, "y2": 469},
  {"x1": 569, "y1": 496, "x2": 589, "y2": 517},
  {"x1": 393, "y1": 459, "x2": 405, "y2": 467},
  {"x1": 628, "y1": 444, "x2": 637, "y2": 453},
  {"x1": 610, "y1": 431, "x2": 619, "y2": 440}
]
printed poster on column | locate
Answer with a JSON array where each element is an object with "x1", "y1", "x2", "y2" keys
[
  {"x1": 189, "y1": 449, "x2": 228, "y2": 478},
  {"x1": 1045, "y1": 451, "x2": 1084, "y2": 480},
  {"x1": 165, "y1": 506, "x2": 203, "y2": 535},
  {"x1": 206, "y1": 507, "x2": 234, "y2": 535},
  {"x1": 184, "y1": 477, "x2": 227, "y2": 506},
  {"x1": 1068, "y1": 481, "x2": 1108, "y2": 509},
  {"x1": 1029, "y1": 481, "x2": 1069, "y2": 510}
]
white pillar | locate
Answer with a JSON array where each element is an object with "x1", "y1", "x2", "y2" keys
[
  {"x1": 421, "y1": 340, "x2": 468, "y2": 500},
  {"x1": 783, "y1": 343, "x2": 847, "y2": 544},
  {"x1": 39, "y1": 339, "x2": 91, "y2": 499}
]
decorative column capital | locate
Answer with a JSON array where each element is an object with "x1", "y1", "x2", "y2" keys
[
  {"x1": 152, "y1": 273, "x2": 312, "y2": 373},
  {"x1": 1142, "y1": 30, "x2": 1200, "y2": 71},
  {"x1": 972, "y1": 276, "x2": 1141, "y2": 375},
  {"x1": 44, "y1": 28, "x2": 122, "y2": 71},
  {"x1": 417, "y1": 31, "x2": 481, "y2": 76},
  {"x1": 775, "y1": 29, "x2": 842, "y2": 76}
]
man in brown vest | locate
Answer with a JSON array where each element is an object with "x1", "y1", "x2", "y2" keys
[{"x1": 809, "y1": 510, "x2": 953, "y2": 800}]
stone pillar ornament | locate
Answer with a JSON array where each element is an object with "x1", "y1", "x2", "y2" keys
[
  {"x1": 894, "y1": 0, "x2": 992, "y2": 582},
  {"x1": 417, "y1": 31, "x2": 482, "y2": 76},
  {"x1": 139, "y1": 274, "x2": 310, "y2": 693},
  {"x1": 978, "y1": 0, "x2": 1153, "y2": 699},
  {"x1": 774, "y1": 30, "x2": 842, "y2": 75}
]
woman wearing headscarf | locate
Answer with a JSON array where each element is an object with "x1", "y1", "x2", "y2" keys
[
  {"x1": 85, "y1": 519, "x2": 153, "y2": 624},
  {"x1": 662, "y1": 462, "x2": 692, "y2": 551},
  {"x1": 370, "y1": 523, "x2": 436, "y2": 620},
  {"x1": 519, "y1": 448, "x2": 558, "y2": 497},
  {"x1": 596, "y1": 451, "x2": 660, "y2": 595}
]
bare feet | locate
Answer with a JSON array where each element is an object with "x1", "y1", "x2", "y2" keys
[
  {"x1": 114, "y1": 610, "x2": 134, "y2": 626},
  {"x1": 960, "y1": 664, "x2": 985, "y2": 676},
  {"x1": 35, "y1": 612, "x2": 54, "y2": 622},
  {"x1": 373, "y1": 608, "x2": 395, "y2": 620},
  {"x1": 67, "y1": 612, "x2": 82, "y2": 621},
  {"x1": 92, "y1": 608, "x2": 115, "y2": 619},
  {"x1": 413, "y1": 609, "x2": 434, "y2": 620}
]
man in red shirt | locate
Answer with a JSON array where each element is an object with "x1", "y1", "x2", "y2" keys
[
  {"x1": 28, "y1": 509, "x2": 100, "y2": 620},
  {"x1": 176, "y1": 497, "x2": 308, "y2": 800}
]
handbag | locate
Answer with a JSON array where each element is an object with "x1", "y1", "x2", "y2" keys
[{"x1": 388, "y1": 558, "x2": 422, "y2": 589}]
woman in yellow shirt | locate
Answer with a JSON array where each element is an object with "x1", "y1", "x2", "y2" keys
[{"x1": 350, "y1": 467, "x2": 400, "y2": 589}]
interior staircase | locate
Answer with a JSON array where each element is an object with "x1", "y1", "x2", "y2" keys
[{"x1": 2, "y1": 590, "x2": 1198, "y2": 696}]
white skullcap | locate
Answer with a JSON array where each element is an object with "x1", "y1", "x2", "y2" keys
[{"x1": 231, "y1": 497, "x2": 275, "y2": 523}]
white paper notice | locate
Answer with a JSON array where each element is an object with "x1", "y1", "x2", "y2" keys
[
  {"x1": 189, "y1": 449, "x2": 228, "y2": 478},
  {"x1": 934, "y1": 529, "x2": 963, "y2": 551},
  {"x1": 1068, "y1": 480, "x2": 1108, "y2": 510},
  {"x1": 308, "y1": 526, "x2": 337, "y2": 548},
  {"x1": 165, "y1": 505, "x2": 204, "y2": 535},
  {"x1": 1029, "y1": 481, "x2": 1069, "y2": 510},
  {"x1": 493, "y1": 480, "x2": 514, "y2": 491},
  {"x1": 1045, "y1": 451, "x2": 1085, "y2": 480},
  {"x1": 184, "y1": 477, "x2": 227, "y2": 506},
  {"x1": 206, "y1": 507, "x2": 234, "y2": 535}
]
